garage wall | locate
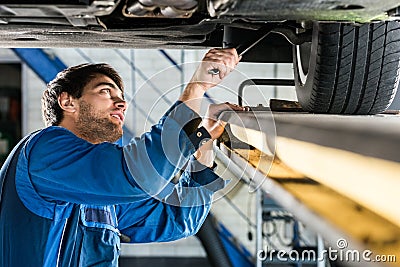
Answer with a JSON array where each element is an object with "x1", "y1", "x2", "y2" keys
[{"x1": 390, "y1": 88, "x2": 400, "y2": 109}]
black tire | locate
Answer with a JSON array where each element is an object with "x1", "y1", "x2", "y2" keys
[{"x1": 293, "y1": 21, "x2": 400, "y2": 115}]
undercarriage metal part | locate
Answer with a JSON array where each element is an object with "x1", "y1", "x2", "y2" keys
[{"x1": 123, "y1": 0, "x2": 198, "y2": 18}]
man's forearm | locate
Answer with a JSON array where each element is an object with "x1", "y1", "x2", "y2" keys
[{"x1": 178, "y1": 82, "x2": 206, "y2": 114}]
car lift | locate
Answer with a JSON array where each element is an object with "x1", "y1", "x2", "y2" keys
[{"x1": 215, "y1": 79, "x2": 400, "y2": 267}]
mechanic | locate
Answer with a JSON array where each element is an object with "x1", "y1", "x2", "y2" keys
[{"x1": 0, "y1": 48, "x2": 243, "y2": 266}]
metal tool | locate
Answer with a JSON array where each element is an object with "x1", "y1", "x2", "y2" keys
[{"x1": 207, "y1": 30, "x2": 272, "y2": 76}]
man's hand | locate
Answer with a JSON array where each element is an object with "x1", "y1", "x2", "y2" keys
[
  {"x1": 202, "y1": 102, "x2": 247, "y2": 140},
  {"x1": 179, "y1": 48, "x2": 241, "y2": 114},
  {"x1": 190, "y1": 48, "x2": 240, "y2": 92},
  {"x1": 194, "y1": 102, "x2": 247, "y2": 167}
]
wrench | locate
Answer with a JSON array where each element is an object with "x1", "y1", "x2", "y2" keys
[{"x1": 207, "y1": 30, "x2": 272, "y2": 76}]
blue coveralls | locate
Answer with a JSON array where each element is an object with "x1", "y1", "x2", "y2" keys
[{"x1": 0, "y1": 101, "x2": 226, "y2": 266}]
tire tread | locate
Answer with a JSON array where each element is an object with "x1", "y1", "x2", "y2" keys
[{"x1": 297, "y1": 21, "x2": 400, "y2": 114}]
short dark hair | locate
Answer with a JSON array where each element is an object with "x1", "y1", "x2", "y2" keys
[{"x1": 42, "y1": 63, "x2": 124, "y2": 126}]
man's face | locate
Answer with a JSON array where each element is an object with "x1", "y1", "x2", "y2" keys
[{"x1": 74, "y1": 74, "x2": 127, "y2": 143}]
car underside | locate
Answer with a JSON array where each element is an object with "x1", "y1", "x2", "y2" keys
[{"x1": 1, "y1": 0, "x2": 400, "y2": 114}]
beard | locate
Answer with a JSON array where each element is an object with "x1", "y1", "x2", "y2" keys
[{"x1": 75, "y1": 100, "x2": 123, "y2": 143}]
